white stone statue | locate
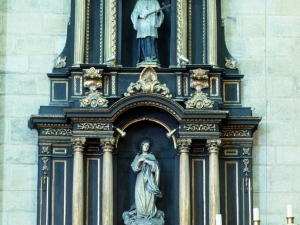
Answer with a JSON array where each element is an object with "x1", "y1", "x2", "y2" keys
[
  {"x1": 131, "y1": 0, "x2": 164, "y2": 64},
  {"x1": 123, "y1": 140, "x2": 165, "y2": 225}
]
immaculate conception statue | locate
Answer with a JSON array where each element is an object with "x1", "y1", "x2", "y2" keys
[
  {"x1": 131, "y1": 0, "x2": 164, "y2": 65},
  {"x1": 123, "y1": 140, "x2": 165, "y2": 225}
]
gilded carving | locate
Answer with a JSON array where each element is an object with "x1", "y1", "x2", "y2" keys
[
  {"x1": 185, "y1": 68, "x2": 214, "y2": 109},
  {"x1": 71, "y1": 137, "x2": 86, "y2": 152},
  {"x1": 177, "y1": 0, "x2": 183, "y2": 66},
  {"x1": 183, "y1": 124, "x2": 216, "y2": 131},
  {"x1": 112, "y1": 75, "x2": 116, "y2": 95},
  {"x1": 202, "y1": 0, "x2": 206, "y2": 63},
  {"x1": 111, "y1": 0, "x2": 117, "y2": 57},
  {"x1": 243, "y1": 148, "x2": 251, "y2": 156},
  {"x1": 225, "y1": 57, "x2": 238, "y2": 69},
  {"x1": 124, "y1": 67, "x2": 172, "y2": 98},
  {"x1": 177, "y1": 76, "x2": 182, "y2": 95},
  {"x1": 221, "y1": 130, "x2": 250, "y2": 137},
  {"x1": 243, "y1": 159, "x2": 250, "y2": 192},
  {"x1": 80, "y1": 67, "x2": 109, "y2": 108},
  {"x1": 41, "y1": 147, "x2": 49, "y2": 154},
  {"x1": 100, "y1": 138, "x2": 115, "y2": 153},
  {"x1": 77, "y1": 123, "x2": 109, "y2": 130},
  {"x1": 210, "y1": 77, "x2": 219, "y2": 96},
  {"x1": 54, "y1": 56, "x2": 67, "y2": 68},
  {"x1": 206, "y1": 139, "x2": 221, "y2": 153},
  {"x1": 177, "y1": 138, "x2": 192, "y2": 153},
  {"x1": 99, "y1": 0, "x2": 104, "y2": 63},
  {"x1": 42, "y1": 128, "x2": 73, "y2": 136},
  {"x1": 74, "y1": 75, "x2": 83, "y2": 95},
  {"x1": 85, "y1": 0, "x2": 91, "y2": 63},
  {"x1": 42, "y1": 157, "x2": 49, "y2": 184}
]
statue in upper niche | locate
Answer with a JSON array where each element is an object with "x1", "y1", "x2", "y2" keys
[{"x1": 131, "y1": 0, "x2": 164, "y2": 64}]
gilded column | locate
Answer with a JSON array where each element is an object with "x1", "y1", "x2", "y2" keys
[
  {"x1": 207, "y1": 0, "x2": 217, "y2": 66},
  {"x1": 207, "y1": 139, "x2": 221, "y2": 225},
  {"x1": 104, "y1": 0, "x2": 117, "y2": 62},
  {"x1": 100, "y1": 137, "x2": 115, "y2": 225},
  {"x1": 177, "y1": 138, "x2": 192, "y2": 225},
  {"x1": 73, "y1": 0, "x2": 86, "y2": 66},
  {"x1": 72, "y1": 137, "x2": 86, "y2": 225}
]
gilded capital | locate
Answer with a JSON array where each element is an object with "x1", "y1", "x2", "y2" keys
[
  {"x1": 71, "y1": 137, "x2": 86, "y2": 152},
  {"x1": 206, "y1": 139, "x2": 221, "y2": 154},
  {"x1": 177, "y1": 138, "x2": 192, "y2": 153},
  {"x1": 100, "y1": 137, "x2": 115, "y2": 153}
]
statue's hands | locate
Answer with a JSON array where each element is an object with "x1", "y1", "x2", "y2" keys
[{"x1": 139, "y1": 14, "x2": 147, "y2": 19}]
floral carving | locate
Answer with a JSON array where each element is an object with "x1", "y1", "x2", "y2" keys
[
  {"x1": 42, "y1": 129, "x2": 73, "y2": 136},
  {"x1": 77, "y1": 123, "x2": 109, "y2": 130},
  {"x1": 221, "y1": 130, "x2": 250, "y2": 137},
  {"x1": 183, "y1": 124, "x2": 216, "y2": 131}
]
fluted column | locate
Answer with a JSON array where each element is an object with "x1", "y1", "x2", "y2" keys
[
  {"x1": 207, "y1": 139, "x2": 221, "y2": 225},
  {"x1": 100, "y1": 137, "x2": 115, "y2": 225},
  {"x1": 72, "y1": 137, "x2": 86, "y2": 225},
  {"x1": 177, "y1": 138, "x2": 192, "y2": 225},
  {"x1": 73, "y1": 0, "x2": 86, "y2": 66},
  {"x1": 207, "y1": 0, "x2": 217, "y2": 65}
]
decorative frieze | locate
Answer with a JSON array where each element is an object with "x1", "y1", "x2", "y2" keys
[
  {"x1": 42, "y1": 128, "x2": 73, "y2": 136},
  {"x1": 77, "y1": 123, "x2": 109, "y2": 130},
  {"x1": 183, "y1": 123, "x2": 216, "y2": 131},
  {"x1": 221, "y1": 130, "x2": 250, "y2": 137}
]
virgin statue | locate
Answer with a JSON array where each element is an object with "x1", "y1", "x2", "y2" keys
[{"x1": 123, "y1": 140, "x2": 165, "y2": 225}]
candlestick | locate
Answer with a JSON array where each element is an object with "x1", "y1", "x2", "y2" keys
[
  {"x1": 253, "y1": 220, "x2": 260, "y2": 225},
  {"x1": 216, "y1": 214, "x2": 222, "y2": 225},
  {"x1": 286, "y1": 216, "x2": 295, "y2": 224}
]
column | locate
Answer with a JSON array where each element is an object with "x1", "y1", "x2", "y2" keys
[
  {"x1": 72, "y1": 137, "x2": 86, "y2": 225},
  {"x1": 177, "y1": 138, "x2": 192, "y2": 225},
  {"x1": 104, "y1": 0, "x2": 117, "y2": 62},
  {"x1": 100, "y1": 137, "x2": 115, "y2": 225},
  {"x1": 207, "y1": 0, "x2": 217, "y2": 66},
  {"x1": 73, "y1": 0, "x2": 86, "y2": 66},
  {"x1": 207, "y1": 139, "x2": 221, "y2": 225}
]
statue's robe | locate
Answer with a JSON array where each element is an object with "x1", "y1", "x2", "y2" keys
[
  {"x1": 131, "y1": 153, "x2": 162, "y2": 219},
  {"x1": 131, "y1": 0, "x2": 164, "y2": 63}
]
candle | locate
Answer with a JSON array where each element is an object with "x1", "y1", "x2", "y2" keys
[
  {"x1": 253, "y1": 208, "x2": 260, "y2": 220},
  {"x1": 216, "y1": 214, "x2": 222, "y2": 225},
  {"x1": 287, "y1": 205, "x2": 293, "y2": 217}
]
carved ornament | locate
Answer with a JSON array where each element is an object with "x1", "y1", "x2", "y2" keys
[
  {"x1": 185, "y1": 68, "x2": 214, "y2": 109},
  {"x1": 41, "y1": 146, "x2": 49, "y2": 154},
  {"x1": 42, "y1": 128, "x2": 73, "y2": 136},
  {"x1": 100, "y1": 138, "x2": 115, "y2": 153},
  {"x1": 54, "y1": 56, "x2": 67, "y2": 68},
  {"x1": 243, "y1": 148, "x2": 251, "y2": 156},
  {"x1": 183, "y1": 124, "x2": 216, "y2": 132},
  {"x1": 225, "y1": 57, "x2": 238, "y2": 69},
  {"x1": 206, "y1": 139, "x2": 221, "y2": 153},
  {"x1": 243, "y1": 159, "x2": 250, "y2": 192},
  {"x1": 71, "y1": 137, "x2": 86, "y2": 152},
  {"x1": 80, "y1": 67, "x2": 109, "y2": 108},
  {"x1": 221, "y1": 130, "x2": 250, "y2": 137},
  {"x1": 124, "y1": 67, "x2": 172, "y2": 98},
  {"x1": 42, "y1": 157, "x2": 49, "y2": 184},
  {"x1": 177, "y1": 138, "x2": 192, "y2": 153},
  {"x1": 77, "y1": 123, "x2": 109, "y2": 130}
]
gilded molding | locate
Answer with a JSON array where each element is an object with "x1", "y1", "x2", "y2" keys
[
  {"x1": 85, "y1": 0, "x2": 91, "y2": 63},
  {"x1": 184, "y1": 124, "x2": 216, "y2": 132},
  {"x1": 202, "y1": 0, "x2": 206, "y2": 63},
  {"x1": 111, "y1": 0, "x2": 117, "y2": 58},
  {"x1": 177, "y1": 76, "x2": 182, "y2": 95},
  {"x1": 184, "y1": 77, "x2": 188, "y2": 96},
  {"x1": 177, "y1": 138, "x2": 192, "y2": 153},
  {"x1": 185, "y1": 68, "x2": 214, "y2": 109},
  {"x1": 71, "y1": 137, "x2": 86, "y2": 152},
  {"x1": 206, "y1": 139, "x2": 221, "y2": 154},
  {"x1": 42, "y1": 157, "x2": 49, "y2": 184},
  {"x1": 100, "y1": 137, "x2": 115, "y2": 153},
  {"x1": 221, "y1": 130, "x2": 250, "y2": 137},
  {"x1": 209, "y1": 76, "x2": 219, "y2": 96},
  {"x1": 243, "y1": 148, "x2": 251, "y2": 156},
  {"x1": 225, "y1": 57, "x2": 238, "y2": 69},
  {"x1": 111, "y1": 75, "x2": 116, "y2": 95},
  {"x1": 42, "y1": 146, "x2": 50, "y2": 154},
  {"x1": 74, "y1": 75, "x2": 83, "y2": 95},
  {"x1": 77, "y1": 123, "x2": 109, "y2": 130},
  {"x1": 124, "y1": 67, "x2": 172, "y2": 98},
  {"x1": 54, "y1": 56, "x2": 67, "y2": 68},
  {"x1": 188, "y1": 0, "x2": 192, "y2": 62},
  {"x1": 181, "y1": 119, "x2": 222, "y2": 123},
  {"x1": 104, "y1": 76, "x2": 109, "y2": 95},
  {"x1": 99, "y1": 0, "x2": 104, "y2": 63},
  {"x1": 80, "y1": 67, "x2": 109, "y2": 108},
  {"x1": 42, "y1": 128, "x2": 73, "y2": 136},
  {"x1": 243, "y1": 159, "x2": 250, "y2": 192}
]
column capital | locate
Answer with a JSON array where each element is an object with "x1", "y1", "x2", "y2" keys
[
  {"x1": 100, "y1": 137, "x2": 115, "y2": 153},
  {"x1": 71, "y1": 137, "x2": 86, "y2": 152},
  {"x1": 177, "y1": 138, "x2": 192, "y2": 153},
  {"x1": 206, "y1": 139, "x2": 221, "y2": 154}
]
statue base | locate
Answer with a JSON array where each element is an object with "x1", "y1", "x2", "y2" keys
[
  {"x1": 123, "y1": 210, "x2": 165, "y2": 225},
  {"x1": 136, "y1": 62, "x2": 161, "y2": 68}
]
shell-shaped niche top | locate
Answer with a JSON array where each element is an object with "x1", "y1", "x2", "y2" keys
[{"x1": 124, "y1": 67, "x2": 172, "y2": 98}]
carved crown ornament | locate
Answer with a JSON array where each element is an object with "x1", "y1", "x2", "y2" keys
[
  {"x1": 185, "y1": 68, "x2": 214, "y2": 109},
  {"x1": 124, "y1": 67, "x2": 172, "y2": 98},
  {"x1": 80, "y1": 67, "x2": 109, "y2": 108}
]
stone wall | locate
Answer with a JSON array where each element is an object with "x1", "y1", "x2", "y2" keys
[
  {"x1": 0, "y1": 0, "x2": 70, "y2": 224},
  {"x1": 223, "y1": 0, "x2": 300, "y2": 224}
]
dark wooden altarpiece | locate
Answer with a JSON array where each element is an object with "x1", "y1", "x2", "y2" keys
[{"x1": 29, "y1": 0, "x2": 261, "y2": 225}]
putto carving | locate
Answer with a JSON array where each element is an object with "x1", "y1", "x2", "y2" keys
[
  {"x1": 80, "y1": 67, "x2": 109, "y2": 108},
  {"x1": 185, "y1": 68, "x2": 214, "y2": 109},
  {"x1": 225, "y1": 57, "x2": 238, "y2": 69},
  {"x1": 124, "y1": 67, "x2": 172, "y2": 98},
  {"x1": 183, "y1": 124, "x2": 216, "y2": 132},
  {"x1": 221, "y1": 130, "x2": 250, "y2": 137},
  {"x1": 42, "y1": 128, "x2": 73, "y2": 136},
  {"x1": 77, "y1": 123, "x2": 109, "y2": 130}
]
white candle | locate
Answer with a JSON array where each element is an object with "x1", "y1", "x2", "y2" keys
[
  {"x1": 216, "y1": 214, "x2": 222, "y2": 225},
  {"x1": 287, "y1": 205, "x2": 293, "y2": 217},
  {"x1": 253, "y1": 208, "x2": 260, "y2": 220}
]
